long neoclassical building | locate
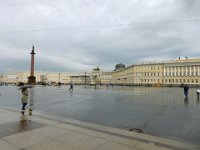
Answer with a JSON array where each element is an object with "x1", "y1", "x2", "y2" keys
[{"x1": 112, "y1": 58, "x2": 200, "y2": 86}]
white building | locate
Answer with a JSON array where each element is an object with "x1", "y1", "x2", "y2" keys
[{"x1": 0, "y1": 71, "x2": 90, "y2": 85}]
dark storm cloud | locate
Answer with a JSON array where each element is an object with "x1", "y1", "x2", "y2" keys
[{"x1": 0, "y1": 0, "x2": 200, "y2": 73}]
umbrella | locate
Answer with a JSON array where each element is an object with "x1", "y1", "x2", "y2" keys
[{"x1": 18, "y1": 85, "x2": 33, "y2": 90}]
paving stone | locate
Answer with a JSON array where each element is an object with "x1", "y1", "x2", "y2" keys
[
  {"x1": 96, "y1": 141, "x2": 138, "y2": 150},
  {"x1": 33, "y1": 126, "x2": 71, "y2": 138},
  {"x1": 25, "y1": 139, "x2": 76, "y2": 150},
  {"x1": 3, "y1": 131, "x2": 49, "y2": 148},
  {"x1": 56, "y1": 131, "x2": 106, "y2": 149},
  {"x1": 0, "y1": 139, "x2": 16, "y2": 150}
]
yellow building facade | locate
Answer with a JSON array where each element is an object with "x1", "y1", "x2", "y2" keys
[
  {"x1": 163, "y1": 58, "x2": 200, "y2": 86},
  {"x1": 100, "y1": 72, "x2": 112, "y2": 85},
  {"x1": 112, "y1": 58, "x2": 200, "y2": 87},
  {"x1": 112, "y1": 66, "x2": 134, "y2": 85},
  {"x1": 133, "y1": 63, "x2": 163, "y2": 86}
]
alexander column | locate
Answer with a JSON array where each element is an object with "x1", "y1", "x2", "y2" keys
[{"x1": 28, "y1": 46, "x2": 36, "y2": 84}]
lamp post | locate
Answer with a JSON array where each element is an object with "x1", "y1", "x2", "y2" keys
[
  {"x1": 85, "y1": 72, "x2": 86, "y2": 85},
  {"x1": 58, "y1": 73, "x2": 61, "y2": 85}
]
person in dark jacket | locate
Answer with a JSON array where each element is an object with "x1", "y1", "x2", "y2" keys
[
  {"x1": 69, "y1": 83, "x2": 73, "y2": 91},
  {"x1": 183, "y1": 84, "x2": 189, "y2": 97}
]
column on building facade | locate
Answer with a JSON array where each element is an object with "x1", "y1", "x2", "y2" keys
[
  {"x1": 170, "y1": 67, "x2": 172, "y2": 77},
  {"x1": 182, "y1": 66, "x2": 184, "y2": 76},
  {"x1": 185, "y1": 66, "x2": 187, "y2": 76},
  {"x1": 198, "y1": 66, "x2": 200, "y2": 76},
  {"x1": 189, "y1": 66, "x2": 191, "y2": 76},
  {"x1": 164, "y1": 67, "x2": 166, "y2": 77},
  {"x1": 194, "y1": 66, "x2": 195, "y2": 76},
  {"x1": 177, "y1": 66, "x2": 179, "y2": 76},
  {"x1": 167, "y1": 67, "x2": 169, "y2": 76},
  {"x1": 175, "y1": 67, "x2": 176, "y2": 76}
]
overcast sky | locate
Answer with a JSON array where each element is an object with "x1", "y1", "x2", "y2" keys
[{"x1": 0, "y1": 0, "x2": 200, "y2": 73}]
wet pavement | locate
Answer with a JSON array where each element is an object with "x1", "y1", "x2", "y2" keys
[
  {"x1": 1, "y1": 107, "x2": 199, "y2": 150},
  {"x1": 0, "y1": 85, "x2": 200, "y2": 145}
]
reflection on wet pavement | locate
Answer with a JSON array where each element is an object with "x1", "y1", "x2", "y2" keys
[{"x1": 0, "y1": 116, "x2": 47, "y2": 138}]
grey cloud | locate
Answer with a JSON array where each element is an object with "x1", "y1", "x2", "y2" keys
[{"x1": 0, "y1": 0, "x2": 200, "y2": 73}]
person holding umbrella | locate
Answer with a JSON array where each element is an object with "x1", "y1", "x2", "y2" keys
[
  {"x1": 21, "y1": 87, "x2": 28, "y2": 114},
  {"x1": 19, "y1": 85, "x2": 32, "y2": 115}
]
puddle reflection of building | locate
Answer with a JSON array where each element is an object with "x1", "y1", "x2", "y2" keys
[{"x1": 29, "y1": 88, "x2": 34, "y2": 115}]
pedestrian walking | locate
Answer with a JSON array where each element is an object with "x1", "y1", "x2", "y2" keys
[
  {"x1": 69, "y1": 83, "x2": 73, "y2": 91},
  {"x1": 21, "y1": 87, "x2": 28, "y2": 115},
  {"x1": 183, "y1": 84, "x2": 189, "y2": 97}
]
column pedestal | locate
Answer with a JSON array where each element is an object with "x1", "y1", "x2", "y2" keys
[{"x1": 28, "y1": 76, "x2": 36, "y2": 84}]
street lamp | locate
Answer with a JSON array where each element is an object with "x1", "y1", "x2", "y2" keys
[
  {"x1": 58, "y1": 73, "x2": 61, "y2": 85},
  {"x1": 85, "y1": 72, "x2": 86, "y2": 85}
]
